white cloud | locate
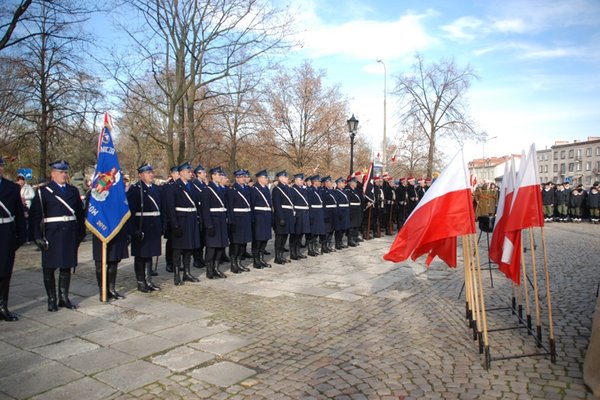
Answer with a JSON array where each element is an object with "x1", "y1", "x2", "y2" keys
[
  {"x1": 440, "y1": 16, "x2": 484, "y2": 41},
  {"x1": 474, "y1": 41, "x2": 587, "y2": 60},
  {"x1": 292, "y1": 7, "x2": 437, "y2": 60}
]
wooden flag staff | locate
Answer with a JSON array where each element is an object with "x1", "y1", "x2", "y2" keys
[
  {"x1": 540, "y1": 227, "x2": 557, "y2": 362},
  {"x1": 528, "y1": 228, "x2": 543, "y2": 346},
  {"x1": 101, "y1": 242, "x2": 107, "y2": 303},
  {"x1": 520, "y1": 243, "x2": 532, "y2": 333}
]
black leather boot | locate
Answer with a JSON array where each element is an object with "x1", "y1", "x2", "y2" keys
[
  {"x1": 298, "y1": 239, "x2": 307, "y2": 258},
  {"x1": 145, "y1": 259, "x2": 160, "y2": 291},
  {"x1": 259, "y1": 246, "x2": 271, "y2": 268},
  {"x1": 0, "y1": 277, "x2": 18, "y2": 321},
  {"x1": 307, "y1": 238, "x2": 318, "y2": 257},
  {"x1": 135, "y1": 258, "x2": 150, "y2": 293},
  {"x1": 230, "y1": 244, "x2": 242, "y2": 274},
  {"x1": 43, "y1": 268, "x2": 58, "y2": 312},
  {"x1": 173, "y1": 249, "x2": 183, "y2": 286},
  {"x1": 182, "y1": 251, "x2": 200, "y2": 282},
  {"x1": 108, "y1": 263, "x2": 125, "y2": 300},
  {"x1": 253, "y1": 251, "x2": 264, "y2": 269},
  {"x1": 58, "y1": 269, "x2": 77, "y2": 309},
  {"x1": 215, "y1": 249, "x2": 227, "y2": 278},
  {"x1": 206, "y1": 260, "x2": 217, "y2": 279},
  {"x1": 238, "y1": 245, "x2": 250, "y2": 271},
  {"x1": 290, "y1": 237, "x2": 300, "y2": 260}
]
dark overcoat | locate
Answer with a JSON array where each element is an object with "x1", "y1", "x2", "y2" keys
[
  {"x1": 200, "y1": 182, "x2": 229, "y2": 248},
  {"x1": 307, "y1": 186, "x2": 326, "y2": 235},
  {"x1": 250, "y1": 184, "x2": 273, "y2": 241},
  {"x1": 127, "y1": 181, "x2": 163, "y2": 257},
  {"x1": 227, "y1": 183, "x2": 253, "y2": 244},
  {"x1": 320, "y1": 187, "x2": 337, "y2": 233},
  {"x1": 164, "y1": 179, "x2": 201, "y2": 250},
  {"x1": 272, "y1": 184, "x2": 295, "y2": 235},
  {"x1": 290, "y1": 185, "x2": 311, "y2": 234},
  {"x1": 345, "y1": 187, "x2": 363, "y2": 229},
  {"x1": 333, "y1": 188, "x2": 350, "y2": 231},
  {"x1": 29, "y1": 181, "x2": 85, "y2": 269},
  {"x1": 0, "y1": 178, "x2": 27, "y2": 277}
]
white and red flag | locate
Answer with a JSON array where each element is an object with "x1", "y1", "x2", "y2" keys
[
  {"x1": 489, "y1": 158, "x2": 516, "y2": 269},
  {"x1": 496, "y1": 144, "x2": 544, "y2": 283},
  {"x1": 384, "y1": 151, "x2": 476, "y2": 267}
]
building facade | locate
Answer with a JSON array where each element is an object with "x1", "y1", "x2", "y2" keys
[
  {"x1": 538, "y1": 137, "x2": 600, "y2": 186},
  {"x1": 468, "y1": 155, "x2": 521, "y2": 185}
]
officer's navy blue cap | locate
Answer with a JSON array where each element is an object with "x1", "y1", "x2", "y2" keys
[
  {"x1": 234, "y1": 169, "x2": 249, "y2": 177},
  {"x1": 177, "y1": 162, "x2": 193, "y2": 172},
  {"x1": 321, "y1": 176, "x2": 331, "y2": 183},
  {"x1": 335, "y1": 177, "x2": 345, "y2": 184},
  {"x1": 275, "y1": 170, "x2": 288, "y2": 178},
  {"x1": 255, "y1": 169, "x2": 268, "y2": 178},
  {"x1": 293, "y1": 173, "x2": 304, "y2": 180},
  {"x1": 170, "y1": 165, "x2": 178, "y2": 173},
  {"x1": 310, "y1": 174, "x2": 321, "y2": 181},
  {"x1": 347, "y1": 177, "x2": 357, "y2": 183},
  {"x1": 194, "y1": 163, "x2": 205, "y2": 174},
  {"x1": 209, "y1": 166, "x2": 225, "y2": 175},
  {"x1": 243, "y1": 169, "x2": 250, "y2": 176},
  {"x1": 137, "y1": 162, "x2": 153, "y2": 173},
  {"x1": 49, "y1": 160, "x2": 70, "y2": 171},
  {"x1": 0, "y1": 156, "x2": 4, "y2": 166}
]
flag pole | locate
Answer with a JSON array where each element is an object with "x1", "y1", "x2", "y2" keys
[
  {"x1": 540, "y1": 227, "x2": 556, "y2": 363},
  {"x1": 469, "y1": 234, "x2": 484, "y2": 353},
  {"x1": 366, "y1": 207, "x2": 372, "y2": 240},
  {"x1": 102, "y1": 242, "x2": 107, "y2": 303},
  {"x1": 465, "y1": 235, "x2": 481, "y2": 343},
  {"x1": 520, "y1": 241, "x2": 532, "y2": 333},
  {"x1": 528, "y1": 227, "x2": 543, "y2": 346},
  {"x1": 462, "y1": 236, "x2": 474, "y2": 328},
  {"x1": 472, "y1": 232, "x2": 490, "y2": 369}
]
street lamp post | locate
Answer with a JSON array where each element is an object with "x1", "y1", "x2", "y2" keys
[
  {"x1": 376, "y1": 59, "x2": 387, "y2": 172},
  {"x1": 347, "y1": 114, "x2": 359, "y2": 176}
]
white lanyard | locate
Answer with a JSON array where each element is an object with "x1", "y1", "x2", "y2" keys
[
  {"x1": 0, "y1": 199, "x2": 12, "y2": 218},
  {"x1": 236, "y1": 188, "x2": 251, "y2": 207},
  {"x1": 46, "y1": 186, "x2": 76, "y2": 216},
  {"x1": 254, "y1": 185, "x2": 270, "y2": 207},
  {"x1": 208, "y1": 186, "x2": 225, "y2": 208},
  {"x1": 292, "y1": 187, "x2": 309, "y2": 206},
  {"x1": 336, "y1": 188, "x2": 349, "y2": 203},
  {"x1": 276, "y1": 185, "x2": 294, "y2": 206}
]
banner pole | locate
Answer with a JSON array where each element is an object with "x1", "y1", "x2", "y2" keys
[
  {"x1": 520, "y1": 240, "x2": 532, "y2": 332},
  {"x1": 540, "y1": 227, "x2": 556, "y2": 362},
  {"x1": 468, "y1": 234, "x2": 483, "y2": 352},
  {"x1": 472, "y1": 233, "x2": 490, "y2": 369},
  {"x1": 102, "y1": 242, "x2": 107, "y2": 303},
  {"x1": 528, "y1": 227, "x2": 542, "y2": 346},
  {"x1": 462, "y1": 236, "x2": 473, "y2": 326}
]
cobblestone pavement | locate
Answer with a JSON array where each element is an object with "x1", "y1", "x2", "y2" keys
[{"x1": 1, "y1": 223, "x2": 599, "y2": 399}]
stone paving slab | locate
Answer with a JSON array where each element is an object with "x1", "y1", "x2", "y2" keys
[
  {"x1": 80, "y1": 323, "x2": 144, "y2": 346},
  {"x1": 0, "y1": 360, "x2": 83, "y2": 399},
  {"x1": 29, "y1": 377, "x2": 117, "y2": 400},
  {"x1": 189, "y1": 361, "x2": 256, "y2": 387},
  {"x1": 29, "y1": 337, "x2": 99, "y2": 360},
  {"x1": 94, "y1": 360, "x2": 171, "y2": 393},
  {"x1": 0, "y1": 349, "x2": 51, "y2": 378},
  {"x1": 189, "y1": 332, "x2": 255, "y2": 356},
  {"x1": 109, "y1": 334, "x2": 175, "y2": 358},
  {"x1": 153, "y1": 322, "x2": 230, "y2": 344},
  {"x1": 2, "y1": 326, "x2": 74, "y2": 349},
  {"x1": 151, "y1": 345, "x2": 215, "y2": 372},
  {"x1": 60, "y1": 347, "x2": 136, "y2": 375}
]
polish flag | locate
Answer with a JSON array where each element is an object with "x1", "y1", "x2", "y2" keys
[
  {"x1": 384, "y1": 151, "x2": 476, "y2": 267},
  {"x1": 498, "y1": 144, "x2": 544, "y2": 283},
  {"x1": 489, "y1": 159, "x2": 516, "y2": 267}
]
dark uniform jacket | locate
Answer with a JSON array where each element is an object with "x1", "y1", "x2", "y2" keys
[
  {"x1": 554, "y1": 188, "x2": 569, "y2": 206},
  {"x1": 541, "y1": 188, "x2": 555, "y2": 206},
  {"x1": 29, "y1": 181, "x2": 85, "y2": 269},
  {"x1": 160, "y1": 179, "x2": 177, "y2": 239},
  {"x1": 272, "y1": 184, "x2": 295, "y2": 235},
  {"x1": 227, "y1": 183, "x2": 253, "y2": 244},
  {"x1": 165, "y1": 179, "x2": 201, "y2": 250},
  {"x1": 320, "y1": 187, "x2": 337, "y2": 233},
  {"x1": 290, "y1": 184, "x2": 311, "y2": 234},
  {"x1": 200, "y1": 182, "x2": 229, "y2": 248},
  {"x1": 569, "y1": 188, "x2": 586, "y2": 208},
  {"x1": 0, "y1": 178, "x2": 27, "y2": 278},
  {"x1": 345, "y1": 187, "x2": 363, "y2": 229},
  {"x1": 333, "y1": 188, "x2": 350, "y2": 231},
  {"x1": 307, "y1": 186, "x2": 326, "y2": 235},
  {"x1": 588, "y1": 189, "x2": 600, "y2": 209},
  {"x1": 127, "y1": 181, "x2": 163, "y2": 257},
  {"x1": 250, "y1": 183, "x2": 273, "y2": 241}
]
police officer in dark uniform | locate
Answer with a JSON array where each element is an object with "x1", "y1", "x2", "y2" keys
[
  {"x1": 164, "y1": 162, "x2": 201, "y2": 285},
  {"x1": 191, "y1": 163, "x2": 207, "y2": 269},
  {"x1": 345, "y1": 176, "x2": 362, "y2": 247},
  {"x1": 127, "y1": 162, "x2": 162, "y2": 292},
  {"x1": 250, "y1": 170, "x2": 272, "y2": 269},
  {"x1": 162, "y1": 166, "x2": 179, "y2": 273},
  {"x1": 227, "y1": 169, "x2": 253, "y2": 273},
  {"x1": 333, "y1": 177, "x2": 351, "y2": 249},
  {"x1": 0, "y1": 156, "x2": 27, "y2": 320},
  {"x1": 290, "y1": 173, "x2": 310, "y2": 260},
  {"x1": 307, "y1": 175, "x2": 325, "y2": 256},
  {"x1": 200, "y1": 167, "x2": 229, "y2": 279},
  {"x1": 320, "y1": 176, "x2": 337, "y2": 253},
  {"x1": 406, "y1": 177, "x2": 419, "y2": 216},
  {"x1": 372, "y1": 175, "x2": 384, "y2": 238},
  {"x1": 396, "y1": 177, "x2": 409, "y2": 228},
  {"x1": 272, "y1": 171, "x2": 295, "y2": 264},
  {"x1": 30, "y1": 160, "x2": 85, "y2": 311}
]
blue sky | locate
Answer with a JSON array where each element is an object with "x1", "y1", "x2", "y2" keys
[{"x1": 283, "y1": 0, "x2": 600, "y2": 164}]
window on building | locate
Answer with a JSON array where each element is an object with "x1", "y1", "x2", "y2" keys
[
  {"x1": 568, "y1": 163, "x2": 574, "y2": 172},
  {"x1": 586, "y1": 175, "x2": 592, "y2": 185},
  {"x1": 560, "y1": 163, "x2": 566, "y2": 173},
  {"x1": 544, "y1": 153, "x2": 548, "y2": 161},
  {"x1": 553, "y1": 164, "x2": 558, "y2": 172},
  {"x1": 596, "y1": 147, "x2": 600, "y2": 156},
  {"x1": 597, "y1": 161, "x2": 600, "y2": 171},
  {"x1": 587, "y1": 147, "x2": 592, "y2": 157},
  {"x1": 577, "y1": 149, "x2": 583, "y2": 159},
  {"x1": 569, "y1": 149, "x2": 574, "y2": 158},
  {"x1": 561, "y1": 150, "x2": 566, "y2": 159},
  {"x1": 587, "y1": 162, "x2": 592, "y2": 171},
  {"x1": 553, "y1": 176, "x2": 558, "y2": 183},
  {"x1": 544, "y1": 165, "x2": 548, "y2": 173},
  {"x1": 576, "y1": 162, "x2": 582, "y2": 171},
  {"x1": 554, "y1": 151, "x2": 558, "y2": 160}
]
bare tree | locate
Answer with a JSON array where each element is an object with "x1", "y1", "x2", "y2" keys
[
  {"x1": 259, "y1": 61, "x2": 349, "y2": 171},
  {"x1": 393, "y1": 54, "x2": 480, "y2": 176},
  {"x1": 109, "y1": 0, "x2": 294, "y2": 167},
  {"x1": 0, "y1": 0, "x2": 33, "y2": 51}
]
